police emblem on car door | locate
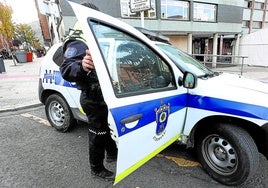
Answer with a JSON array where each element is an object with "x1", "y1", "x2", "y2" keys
[{"x1": 155, "y1": 102, "x2": 170, "y2": 139}]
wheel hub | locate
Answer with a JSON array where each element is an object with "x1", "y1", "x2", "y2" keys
[
  {"x1": 214, "y1": 146, "x2": 227, "y2": 161},
  {"x1": 54, "y1": 108, "x2": 61, "y2": 118},
  {"x1": 203, "y1": 135, "x2": 237, "y2": 175},
  {"x1": 49, "y1": 102, "x2": 65, "y2": 126}
]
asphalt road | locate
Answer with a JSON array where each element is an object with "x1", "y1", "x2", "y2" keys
[{"x1": 0, "y1": 106, "x2": 268, "y2": 188}]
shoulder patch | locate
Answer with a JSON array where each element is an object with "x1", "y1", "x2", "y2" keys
[{"x1": 64, "y1": 47, "x2": 77, "y2": 58}]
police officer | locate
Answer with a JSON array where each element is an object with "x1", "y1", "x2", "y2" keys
[{"x1": 60, "y1": 2, "x2": 117, "y2": 181}]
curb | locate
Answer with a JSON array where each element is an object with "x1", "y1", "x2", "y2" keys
[{"x1": 0, "y1": 103, "x2": 43, "y2": 113}]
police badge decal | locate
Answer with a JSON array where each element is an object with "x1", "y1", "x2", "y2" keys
[{"x1": 153, "y1": 102, "x2": 170, "y2": 141}]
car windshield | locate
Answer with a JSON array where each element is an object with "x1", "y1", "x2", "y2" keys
[{"x1": 156, "y1": 42, "x2": 215, "y2": 77}]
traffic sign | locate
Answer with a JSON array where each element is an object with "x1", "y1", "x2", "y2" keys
[{"x1": 130, "y1": 0, "x2": 151, "y2": 13}]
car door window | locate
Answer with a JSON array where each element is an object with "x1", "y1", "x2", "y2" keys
[{"x1": 89, "y1": 20, "x2": 175, "y2": 97}]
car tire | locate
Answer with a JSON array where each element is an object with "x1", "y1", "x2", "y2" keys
[
  {"x1": 45, "y1": 93, "x2": 75, "y2": 132},
  {"x1": 196, "y1": 123, "x2": 259, "y2": 186}
]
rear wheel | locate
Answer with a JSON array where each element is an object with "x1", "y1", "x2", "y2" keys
[
  {"x1": 196, "y1": 123, "x2": 259, "y2": 186},
  {"x1": 45, "y1": 94, "x2": 75, "y2": 132}
]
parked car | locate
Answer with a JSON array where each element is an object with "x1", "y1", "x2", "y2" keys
[{"x1": 39, "y1": 1, "x2": 268, "y2": 186}]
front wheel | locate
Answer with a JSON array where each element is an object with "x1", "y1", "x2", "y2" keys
[
  {"x1": 196, "y1": 123, "x2": 259, "y2": 186},
  {"x1": 45, "y1": 94, "x2": 75, "y2": 132}
]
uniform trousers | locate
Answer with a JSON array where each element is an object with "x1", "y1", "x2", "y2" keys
[{"x1": 80, "y1": 89, "x2": 117, "y2": 172}]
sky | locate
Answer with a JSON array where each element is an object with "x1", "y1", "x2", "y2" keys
[{"x1": 0, "y1": 0, "x2": 39, "y2": 23}]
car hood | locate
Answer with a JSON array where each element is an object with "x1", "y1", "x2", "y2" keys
[
  {"x1": 217, "y1": 73, "x2": 268, "y2": 93},
  {"x1": 195, "y1": 72, "x2": 268, "y2": 108}
]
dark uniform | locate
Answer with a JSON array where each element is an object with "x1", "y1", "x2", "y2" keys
[{"x1": 60, "y1": 32, "x2": 117, "y2": 180}]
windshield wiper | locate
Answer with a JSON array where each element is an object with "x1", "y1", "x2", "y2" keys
[{"x1": 198, "y1": 71, "x2": 220, "y2": 78}]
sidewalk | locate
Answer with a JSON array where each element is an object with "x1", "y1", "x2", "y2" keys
[
  {"x1": 0, "y1": 57, "x2": 44, "y2": 112},
  {"x1": 0, "y1": 57, "x2": 268, "y2": 113},
  {"x1": 212, "y1": 64, "x2": 268, "y2": 83}
]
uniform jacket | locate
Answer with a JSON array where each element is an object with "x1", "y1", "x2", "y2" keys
[{"x1": 60, "y1": 39, "x2": 99, "y2": 90}]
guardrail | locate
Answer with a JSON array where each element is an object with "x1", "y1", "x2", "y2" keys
[{"x1": 192, "y1": 54, "x2": 248, "y2": 75}]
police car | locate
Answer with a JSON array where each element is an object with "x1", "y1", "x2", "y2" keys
[{"x1": 39, "y1": 1, "x2": 268, "y2": 186}]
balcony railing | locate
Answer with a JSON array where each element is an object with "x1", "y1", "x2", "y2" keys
[{"x1": 192, "y1": 54, "x2": 248, "y2": 75}]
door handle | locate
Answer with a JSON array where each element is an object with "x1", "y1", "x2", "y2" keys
[{"x1": 120, "y1": 114, "x2": 143, "y2": 124}]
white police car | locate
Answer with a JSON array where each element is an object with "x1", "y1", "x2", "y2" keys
[{"x1": 39, "y1": 1, "x2": 268, "y2": 186}]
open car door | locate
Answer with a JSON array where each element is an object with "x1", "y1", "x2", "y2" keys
[{"x1": 69, "y1": 1, "x2": 189, "y2": 184}]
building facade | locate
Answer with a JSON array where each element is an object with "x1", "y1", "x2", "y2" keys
[
  {"x1": 243, "y1": 0, "x2": 268, "y2": 34},
  {"x1": 36, "y1": 0, "x2": 268, "y2": 64}
]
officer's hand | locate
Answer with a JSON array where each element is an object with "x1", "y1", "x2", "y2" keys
[{"x1": 82, "y1": 50, "x2": 95, "y2": 72}]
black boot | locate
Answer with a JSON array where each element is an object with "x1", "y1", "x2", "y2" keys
[{"x1": 91, "y1": 168, "x2": 115, "y2": 181}]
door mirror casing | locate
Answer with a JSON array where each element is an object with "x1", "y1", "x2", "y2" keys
[{"x1": 182, "y1": 72, "x2": 197, "y2": 89}]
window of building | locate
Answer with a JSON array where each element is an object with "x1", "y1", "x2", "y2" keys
[
  {"x1": 246, "y1": 1, "x2": 265, "y2": 9},
  {"x1": 193, "y1": 2, "x2": 217, "y2": 22},
  {"x1": 242, "y1": 20, "x2": 250, "y2": 27},
  {"x1": 161, "y1": 0, "x2": 189, "y2": 20},
  {"x1": 244, "y1": 0, "x2": 249, "y2": 8},
  {"x1": 252, "y1": 21, "x2": 262, "y2": 28},
  {"x1": 254, "y1": 2, "x2": 264, "y2": 10},
  {"x1": 246, "y1": 0, "x2": 253, "y2": 8},
  {"x1": 120, "y1": 0, "x2": 156, "y2": 18}
]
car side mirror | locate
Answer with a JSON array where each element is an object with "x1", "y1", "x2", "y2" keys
[{"x1": 182, "y1": 72, "x2": 197, "y2": 89}]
